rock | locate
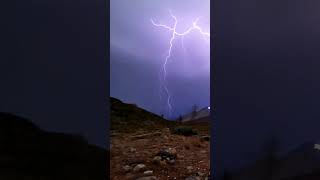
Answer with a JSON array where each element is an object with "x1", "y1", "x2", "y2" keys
[
  {"x1": 200, "y1": 136, "x2": 210, "y2": 142},
  {"x1": 136, "y1": 176, "x2": 158, "y2": 180},
  {"x1": 152, "y1": 156, "x2": 161, "y2": 165},
  {"x1": 122, "y1": 165, "x2": 132, "y2": 173},
  {"x1": 168, "y1": 159, "x2": 175, "y2": 165},
  {"x1": 125, "y1": 173, "x2": 136, "y2": 179},
  {"x1": 185, "y1": 176, "x2": 201, "y2": 180},
  {"x1": 157, "y1": 148, "x2": 177, "y2": 160},
  {"x1": 129, "y1": 147, "x2": 137, "y2": 153},
  {"x1": 177, "y1": 154, "x2": 184, "y2": 159},
  {"x1": 127, "y1": 157, "x2": 145, "y2": 165},
  {"x1": 163, "y1": 135, "x2": 169, "y2": 140},
  {"x1": 197, "y1": 172, "x2": 205, "y2": 177},
  {"x1": 160, "y1": 160, "x2": 167, "y2": 167},
  {"x1": 200, "y1": 150, "x2": 207, "y2": 154},
  {"x1": 187, "y1": 166, "x2": 193, "y2": 174},
  {"x1": 133, "y1": 164, "x2": 146, "y2": 172},
  {"x1": 167, "y1": 148, "x2": 177, "y2": 156},
  {"x1": 143, "y1": 170, "x2": 153, "y2": 176}
]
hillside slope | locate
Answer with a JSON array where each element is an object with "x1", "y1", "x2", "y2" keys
[
  {"x1": 110, "y1": 97, "x2": 178, "y2": 133},
  {"x1": 110, "y1": 97, "x2": 210, "y2": 180},
  {"x1": 0, "y1": 112, "x2": 107, "y2": 180}
]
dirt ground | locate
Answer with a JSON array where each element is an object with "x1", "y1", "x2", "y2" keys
[{"x1": 110, "y1": 127, "x2": 210, "y2": 180}]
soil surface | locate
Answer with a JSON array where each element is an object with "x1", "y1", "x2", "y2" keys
[
  {"x1": 110, "y1": 126, "x2": 210, "y2": 180},
  {"x1": 110, "y1": 97, "x2": 210, "y2": 180}
]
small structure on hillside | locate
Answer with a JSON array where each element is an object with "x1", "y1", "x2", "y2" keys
[{"x1": 181, "y1": 106, "x2": 210, "y2": 122}]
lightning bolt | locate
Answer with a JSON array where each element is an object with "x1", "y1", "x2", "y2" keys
[{"x1": 151, "y1": 9, "x2": 210, "y2": 119}]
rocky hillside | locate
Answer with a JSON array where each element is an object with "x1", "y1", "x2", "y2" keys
[
  {"x1": 110, "y1": 97, "x2": 210, "y2": 180},
  {"x1": 110, "y1": 97, "x2": 178, "y2": 133},
  {"x1": 0, "y1": 112, "x2": 107, "y2": 180}
]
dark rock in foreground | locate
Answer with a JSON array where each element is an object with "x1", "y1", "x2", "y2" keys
[
  {"x1": 224, "y1": 142, "x2": 320, "y2": 180},
  {"x1": 0, "y1": 112, "x2": 107, "y2": 180}
]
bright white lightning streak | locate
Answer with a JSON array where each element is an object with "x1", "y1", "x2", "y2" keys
[{"x1": 151, "y1": 10, "x2": 210, "y2": 118}]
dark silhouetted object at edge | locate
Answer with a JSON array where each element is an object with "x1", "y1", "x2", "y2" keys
[{"x1": 0, "y1": 112, "x2": 108, "y2": 180}]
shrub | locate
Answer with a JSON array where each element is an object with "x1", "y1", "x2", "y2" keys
[{"x1": 173, "y1": 126, "x2": 197, "y2": 136}]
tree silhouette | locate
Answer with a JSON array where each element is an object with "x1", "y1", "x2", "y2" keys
[
  {"x1": 221, "y1": 170, "x2": 232, "y2": 180},
  {"x1": 178, "y1": 115, "x2": 183, "y2": 124},
  {"x1": 191, "y1": 104, "x2": 198, "y2": 120},
  {"x1": 262, "y1": 133, "x2": 279, "y2": 179}
]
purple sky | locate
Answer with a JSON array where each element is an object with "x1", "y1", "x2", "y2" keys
[{"x1": 110, "y1": 0, "x2": 210, "y2": 118}]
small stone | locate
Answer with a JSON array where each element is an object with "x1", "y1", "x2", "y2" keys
[
  {"x1": 129, "y1": 147, "x2": 137, "y2": 153},
  {"x1": 160, "y1": 160, "x2": 167, "y2": 167},
  {"x1": 197, "y1": 172, "x2": 205, "y2": 177},
  {"x1": 136, "y1": 176, "x2": 158, "y2": 180},
  {"x1": 168, "y1": 159, "x2": 175, "y2": 165},
  {"x1": 125, "y1": 173, "x2": 135, "y2": 179},
  {"x1": 167, "y1": 148, "x2": 177, "y2": 156},
  {"x1": 177, "y1": 154, "x2": 184, "y2": 159},
  {"x1": 200, "y1": 136, "x2": 210, "y2": 142},
  {"x1": 185, "y1": 176, "x2": 201, "y2": 180},
  {"x1": 143, "y1": 170, "x2": 153, "y2": 176},
  {"x1": 133, "y1": 164, "x2": 146, "y2": 172},
  {"x1": 187, "y1": 166, "x2": 193, "y2": 173},
  {"x1": 157, "y1": 147, "x2": 177, "y2": 159},
  {"x1": 152, "y1": 156, "x2": 162, "y2": 164},
  {"x1": 122, "y1": 165, "x2": 132, "y2": 173}
]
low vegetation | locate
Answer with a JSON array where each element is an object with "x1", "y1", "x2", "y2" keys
[
  {"x1": 110, "y1": 97, "x2": 178, "y2": 133},
  {"x1": 173, "y1": 126, "x2": 198, "y2": 136}
]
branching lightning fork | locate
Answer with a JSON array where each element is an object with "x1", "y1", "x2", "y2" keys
[{"x1": 151, "y1": 9, "x2": 210, "y2": 118}]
